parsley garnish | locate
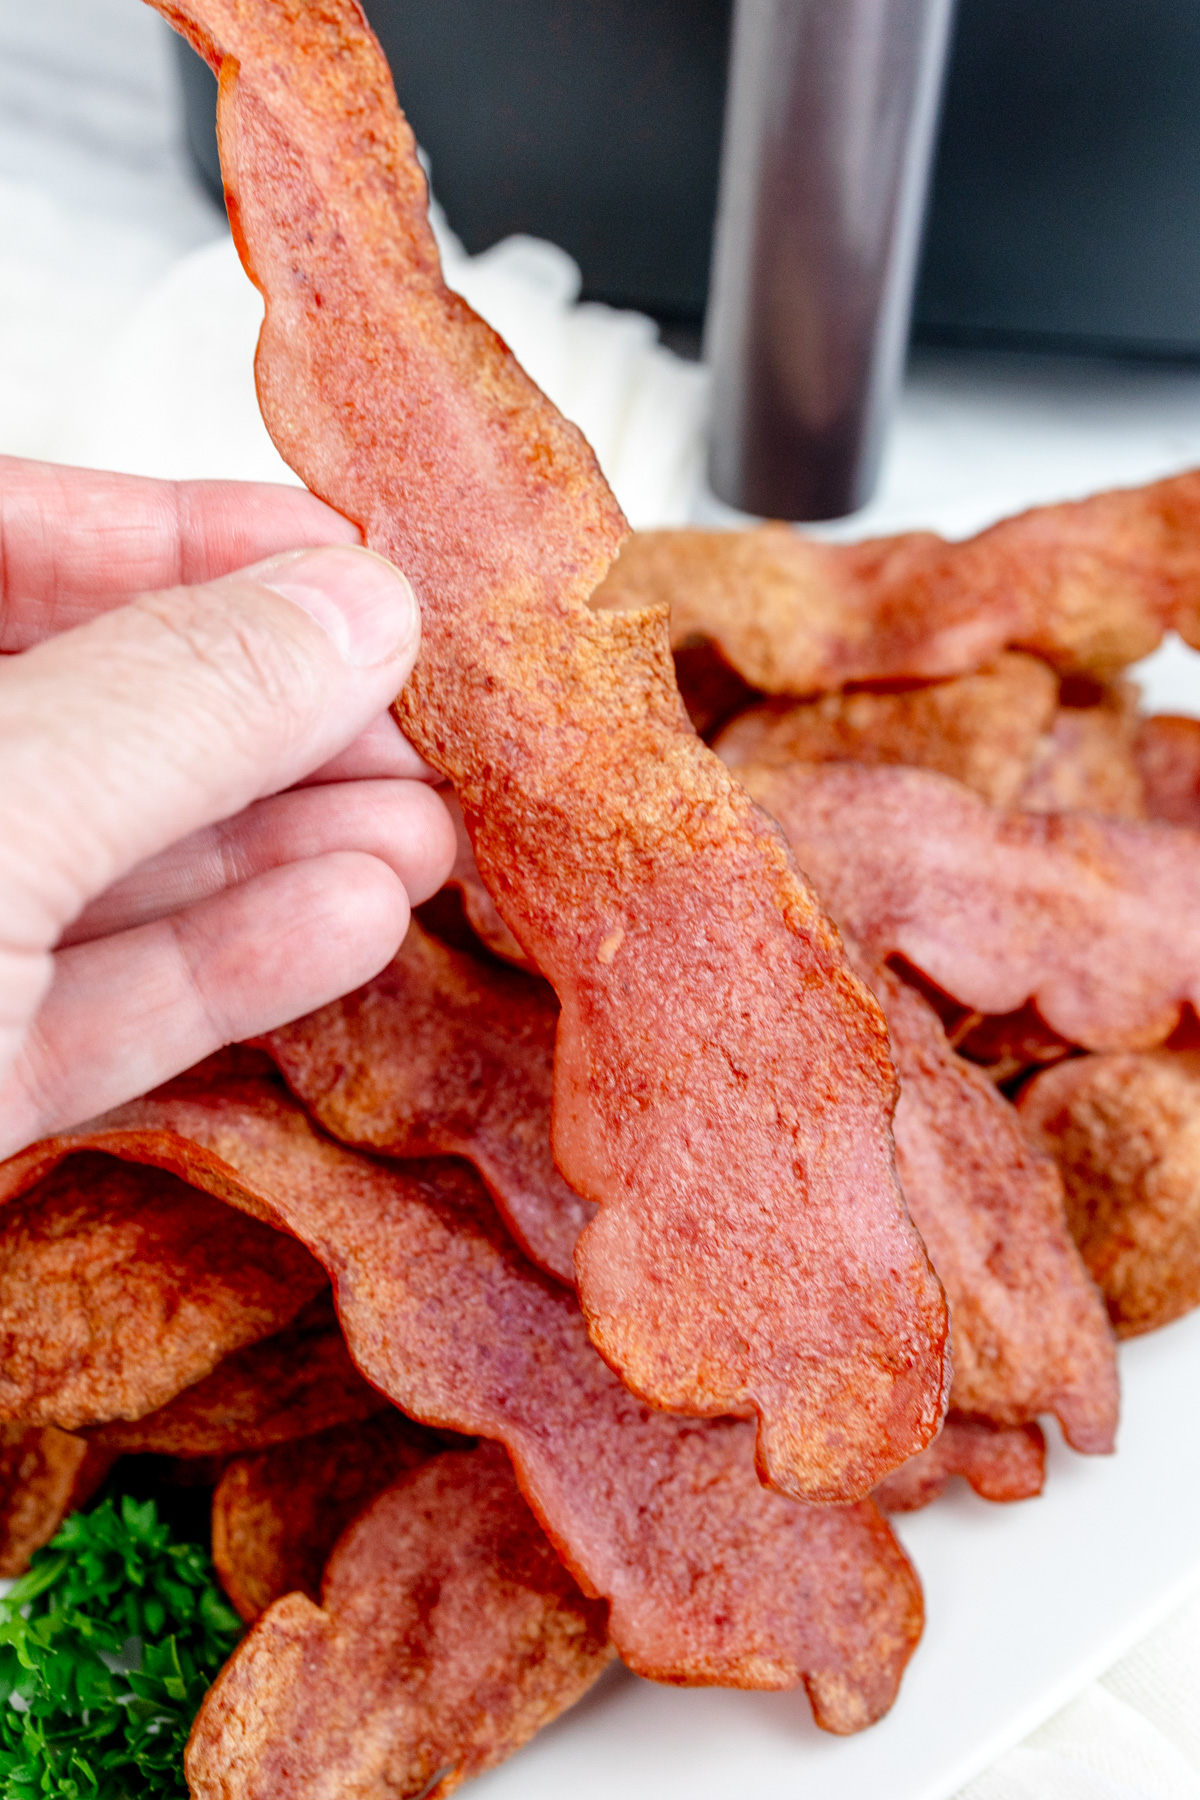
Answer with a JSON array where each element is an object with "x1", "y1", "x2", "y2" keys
[{"x1": 0, "y1": 1494, "x2": 241, "y2": 1799}]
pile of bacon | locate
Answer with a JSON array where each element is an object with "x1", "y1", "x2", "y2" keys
[{"x1": 3, "y1": 1, "x2": 1200, "y2": 1795}]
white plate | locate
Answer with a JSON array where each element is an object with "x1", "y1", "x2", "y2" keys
[{"x1": 474, "y1": 1308, "x2": 1200, "y2": 1800}]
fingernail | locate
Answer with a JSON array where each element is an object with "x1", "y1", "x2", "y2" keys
[{"x1": 252, "y1": 545, "x2": 419, "y2": 668}]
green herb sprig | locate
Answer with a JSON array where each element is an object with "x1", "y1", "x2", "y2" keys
[{"x1": 0, "y1": 1494, "x2": 241, "y2": 1800}]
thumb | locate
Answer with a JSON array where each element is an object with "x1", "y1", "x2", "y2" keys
[{"x1": 0, "y1": 543, "x2": 422, "y2": 961}]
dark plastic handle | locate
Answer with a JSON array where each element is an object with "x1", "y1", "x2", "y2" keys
[{"x1": 705, "y1": 0, "x2": 956, "y2": 520}]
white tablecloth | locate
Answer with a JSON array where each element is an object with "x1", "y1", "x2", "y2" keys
[{"x1": 2, "y1": 3, "x2": 1200, "y2": 1794}]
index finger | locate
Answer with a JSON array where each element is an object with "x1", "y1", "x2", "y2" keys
[{"x1": 0, "y1": 455, "x2": 361, "y2": 650}]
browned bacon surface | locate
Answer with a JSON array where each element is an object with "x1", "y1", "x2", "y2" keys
[
  {"x1": 739, "y1": 761, "x2": 1200, "y2": 1053},
  {"x1": 213, "y1": 1411, "x2": 445, "y2": 1622},
  {"x1": 594, "y1": 473, "x2": 1200, "y2": 691},
  {"x1": 716, "y1": 655, "x2": 1059, "y2": 805},
  {"x1": 864, "y1": 958, "x2": 1117, "y2": 1451},
  {"x1": 144, "y1": 0, "x2": 949, "y2": 1501},
  {"x1": 0, "y1": 1151, "x2": 323, "y2": 1429},
  {"x1": 1019, "y1": 1050, "x2": 1200, "y2": 1338},
  {"x1": 874, "y1": 1417, "x2": 1046, "y2": 1513},
  {"x1": 189, "y1": 1445, "x2": 614, "y2": 1800},
  {"x1": 716, "y1": 663, "x2": 1149, "y2": 822},
  {"x1": 262, "y1": 920, "x2": 591, "y2": 1285},
  {"x1": 85, "y1": 1291, "x2": 384, "y2": 1458},
  {"x1": 0, "y1": 1425, "x2": 113, "y2": 1575},
  {"x1": 0, "y1": 1069, "x2": 922, "y2": 1722}
]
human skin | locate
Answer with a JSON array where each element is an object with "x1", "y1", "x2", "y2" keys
[{"x1": 0, "y1": 456, "x2": 455, "y2": 1156}]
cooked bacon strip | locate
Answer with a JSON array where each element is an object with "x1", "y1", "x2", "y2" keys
[
  {"x1": 0, "y1": 1150, "x2": 323, "y2": 1429},
  {"x1": 863, "y1": 957, "x2": 1117, "y2": 1451},
  {"x1": 594, "y1": 472, "x2": 1200, "y2": 692},
  {"x1": 874, "y1": 1416, "x2": 1045, "y2": 1513},
  {"x1": 1018, "y1": 1050, "x2": 1200, "y2": 1338},
  {"x1": 0, "y1": 1426, "x2": 113, "y2": 1576},
  {"x1": 716, "y1": 654, "x2": 1058, "y2": 805},
  {"x1": 738, "y1": 761, "x2": 1200, "y2": 1052},
  {"x1": 144, "y1": 0, "x2": 948, "y2": 1501},
  {"x1": 213, "y1": 1411, "x2": 445, "y2": 1622},
  {"x1": 85, "y1": 1291, "x2": 383, "y2": 1458},
  {"x1": 716, "y1": 661, "x2": 1148, "y2": 823},
  {"x1": 1134, "y1": 714, "x2": 1200, "y2": 829},
  {"x1": 0, "y1": 1068, "x2": 922, "y2": 1720},
  {"x1": 190, "y1": 1445, "x2": 613, "y2": 1800},
  {"x1": 268, "y1": 916, "x2": 1114, "y2": 1444},
  {"x1": 262, "y1": 919, "x2": 591, "y2": 1285}
]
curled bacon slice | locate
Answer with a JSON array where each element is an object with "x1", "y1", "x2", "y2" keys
[
  {"x1": 262, "y1": 919, "x2": 591, "y2": 1285},
  {"x1": 863, "y1": 957, "x2": 1117, "y2": 1452},
  {"x1": 272, "y1": 913, "x2": 1115, "y2": 1448},
  {"x1": 144, "y1": 0, "x2": 948, "y2": 1501},
  {"x1": 717, "y1": 660, "x2": 1148, "y2": 822},
  {"x1": 874, "y1": 1416, "x2": 1045, "y2": 1513},
  {"x1": 0, "y1": 1069, "x2": 922, "y2": 1722},
  {"x1": 0, "y1": 1150, "x2": 323, "y2": 1429},
  {"x1": 189, "y1": 1445, "x2": 614, "y2": 1800},
  {"x1": 213, "y1": 1411, "x2": 445, "y2": 1622},
  {"x1": 594, "y1": 472, "x2": 1200, "y2": 692},
  {"x1": 739, "y1": 761, "x2": 1200, "y2": 1052},
  {"x1": 0, "y1": 1426, "x2": 112, "y2": 1576},
  {"x1": 85, "y1": 1291, "x2": 384, "y2": 1459},
  {"x1": 1018, "y1": 1049, "x2": 1200, "y2": 1339}
]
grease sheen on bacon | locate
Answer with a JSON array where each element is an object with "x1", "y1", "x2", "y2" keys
[
  {"x1": 0, "y1": 1066, "x2": 922, "y2": 1724},
  {"x1": 143, "y1": 0, "x2": 948, "y2": 1502}
]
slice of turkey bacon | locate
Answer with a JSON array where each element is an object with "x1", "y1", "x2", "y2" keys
[
  {"x1": 1018, "y1": 1048, "x2": 1200, "y2": 1339},
  {"x1": 212, "y1": 1410, "x2": 448, "y2": 1623},
  {"x1": 141, "y1": 0, "x2": 947, "y2": 1503},
  {"x1": 84, "y1": 1290, "x2": 385, "y2": 1459},
  {"x1": 190, "y1": 1445, "x2": 613, "y2": 1800},
  {"x1": 739, "y1": 761, "x2": 1200, "y2": 1053},
  {"x1": 593, "y1": 472, "x2": 1200, "y2": 693},
  {"x1": 874, "y1": 1417, "x2": 1046, "y2": 1513},
  {"x1": 264, "y1": 920, "x2": 1116, "y2": 1454},
  {"x1": 0, "y1": 1426, "x2": 113, "y2": 1576},
  {"x1": 261, "y1": 919, "x2": 591, "y2": 1286},
  {"x1": 0, "y1": 1065, "x2": 921, "y2": 1722},
  {"x1": 861, "y1": 955, "x2": 1117, "y2": 1453},
  {"x1": 0, "y1": 1150, "x2": 323, "y2": 1430}
]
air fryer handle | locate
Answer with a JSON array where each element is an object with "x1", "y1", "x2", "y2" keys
[{"x1": 705, "y1": 0, "x2": 956, "y2": 521}]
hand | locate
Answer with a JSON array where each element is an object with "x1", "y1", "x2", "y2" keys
[{"x1": 0, "y1": 456, "x2": 455, "y2": 1158}]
